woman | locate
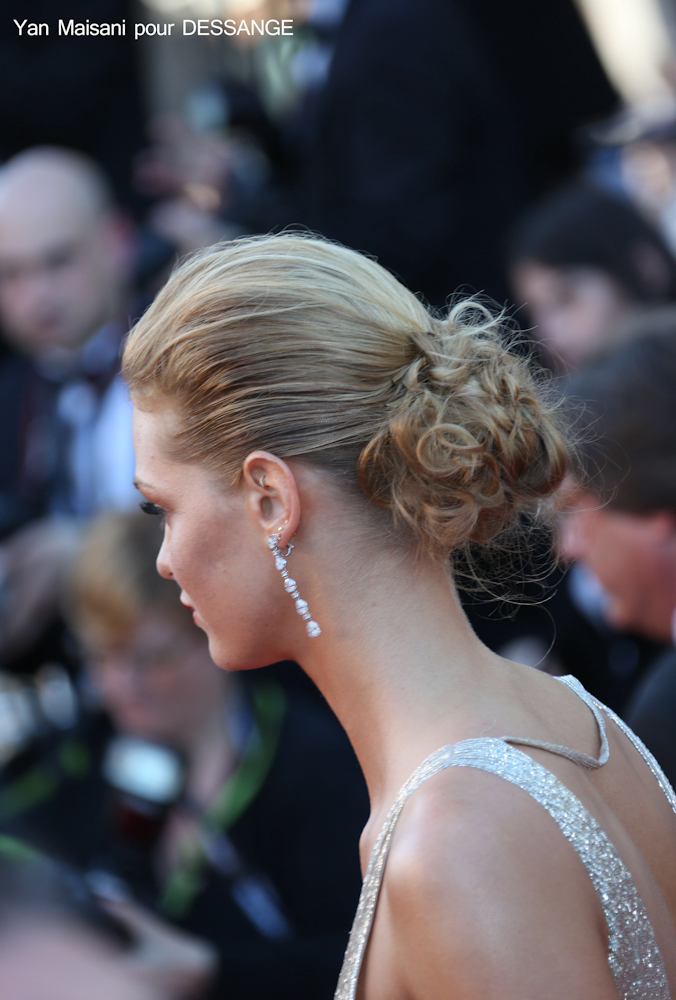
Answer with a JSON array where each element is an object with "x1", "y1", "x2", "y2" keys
[
  {"x1": 123, "y1": 233, "x2": 676, "y2": 999},
  {"x1": 509, "y1": 182, "x2": 676, "y2": 372}
]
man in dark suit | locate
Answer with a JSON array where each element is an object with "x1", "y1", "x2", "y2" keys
[{"x1": 302, "y1": 0, "x2": 618, "y2": 307}]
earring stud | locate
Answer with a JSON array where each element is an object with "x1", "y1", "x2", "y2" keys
[{"x1": 268, "y1": 531, "x2": 321, "y2": 638}]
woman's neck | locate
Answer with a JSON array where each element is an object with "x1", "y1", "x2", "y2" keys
[{"x1": 297, "y1": 545, "x2": 512, "y2": 814}]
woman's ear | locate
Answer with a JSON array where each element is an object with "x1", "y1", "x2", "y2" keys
[{"x1": 241, "y1": 451, "x2": 301, "y2": 548}]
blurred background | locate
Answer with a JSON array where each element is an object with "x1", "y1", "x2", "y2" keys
[{"x1": 4, "y1": 0, "x2": 676, "y2": 996}]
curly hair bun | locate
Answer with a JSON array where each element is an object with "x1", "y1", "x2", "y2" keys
[{"x1": 358, "y1": 302, "x2": 568, "y2": 555}]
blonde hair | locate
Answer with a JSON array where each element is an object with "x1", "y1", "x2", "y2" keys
[{"x1": 123, "y1": 234, "x2": 568, "y2": 562}]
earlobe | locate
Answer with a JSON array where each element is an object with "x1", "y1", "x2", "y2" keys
[{"x1": 241, "y1": 450, "x2": 301, "y2": 547}]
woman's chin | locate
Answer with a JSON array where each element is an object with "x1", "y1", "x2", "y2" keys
[
  {"x1": 206, "y1": 635, "x2": 269, "y2": 672},
  {"x1": 206, "y1": 634, "x2": 235, "y2": 670}
]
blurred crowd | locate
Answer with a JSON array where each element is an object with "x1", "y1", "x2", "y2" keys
[{"x1": 4, "y1": 0, "x2": 676, "y2": 997}]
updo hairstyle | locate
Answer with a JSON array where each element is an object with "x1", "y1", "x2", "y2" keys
[{"x1": 123, "y1": 234, "x2": 568, "y2": 563}]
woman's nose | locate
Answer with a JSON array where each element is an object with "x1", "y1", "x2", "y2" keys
[{"x1": 156, "y1": 531, "x2": 173, "y2": 580}]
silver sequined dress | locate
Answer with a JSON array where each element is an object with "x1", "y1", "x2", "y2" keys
[{"x1": 335, "y1": 675, "x2": 676, "y2": 1000}]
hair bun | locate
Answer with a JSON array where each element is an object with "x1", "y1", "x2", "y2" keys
[{"x1": 357, "y1": 301, "x2": 568, "y2": 556}]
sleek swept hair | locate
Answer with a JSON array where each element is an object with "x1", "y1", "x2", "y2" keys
[{"x1": 123, "y1": 234, "x2": 568, "y2": 562}]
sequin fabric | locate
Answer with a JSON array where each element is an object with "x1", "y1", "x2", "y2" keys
[{"x1": 334, "y1": 676, "x2": 675, "y2": 1000}]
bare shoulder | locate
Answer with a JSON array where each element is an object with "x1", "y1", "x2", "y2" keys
[{"x1": 375, "y1": 766, "x2": 618, "y2": 1000}]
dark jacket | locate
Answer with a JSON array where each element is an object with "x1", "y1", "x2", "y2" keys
[
  {"x1": 302, "y1": 0, "x2": 617, "y2": 307},
  {"x1": 304, "y1": 0, "x2": 524, "y2": 306}
]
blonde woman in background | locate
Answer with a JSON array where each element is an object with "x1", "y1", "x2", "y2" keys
[{"x1": 124, "y1": 234, "x2": 676, "y2": 1000}]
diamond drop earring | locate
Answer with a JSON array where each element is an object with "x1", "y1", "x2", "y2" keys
[{"x1": 268, "y1": 531, "x2": 321, "y2": 638}]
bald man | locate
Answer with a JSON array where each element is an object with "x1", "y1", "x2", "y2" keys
[
  {"x1": 0, "y1": 148, "x2": 138, "y2": 661},
  {"x1": 0, "y1": 147, "x2": 130, "y2": 359}
]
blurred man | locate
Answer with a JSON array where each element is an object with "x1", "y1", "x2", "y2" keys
[
  {"x1": 509, "y1": 184, "x2": 676, "y2": 373},
  {"x1": 560, "y1": 325, "x2": 676, "y2": 784},
  {"x1": 0, "y1": 147, "x2": 137, "y2": 660}
]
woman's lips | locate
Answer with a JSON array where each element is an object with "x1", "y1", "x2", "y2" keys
[{"x1": 180, "y1": 594, "x2": 203, "y2": 627}]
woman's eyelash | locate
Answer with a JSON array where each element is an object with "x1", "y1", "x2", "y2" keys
[{"x1": 139, "y1": 500, "x2": 164, "y2": 517}]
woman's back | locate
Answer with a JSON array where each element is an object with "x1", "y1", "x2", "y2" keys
[{"x1": 344, "y1": 668, "x2": 676, "y2": 1000}]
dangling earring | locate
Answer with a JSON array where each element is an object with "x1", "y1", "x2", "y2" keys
[{"x1": 268, "y1": 531, "x2": 321, "y2": 638}]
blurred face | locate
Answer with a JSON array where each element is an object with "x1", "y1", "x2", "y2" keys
[
  {"x1": 558, "y1": 486, "x2": 676, "y2": 642},
  {"x1": 132, "y1": 407, "x2": 295, "y2": 670},
  {"x1": 511, "y1": 262, "x2": 632, "y2": 371},
  {"x1": 0, "y1": 183, "x2": 130, "y2": 357},
  {"x1": 88, "y1": 611, "x2": 227, "y2": 748}
]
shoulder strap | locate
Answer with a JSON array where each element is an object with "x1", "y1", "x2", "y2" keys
[{"x1": 501, "y1": 675, "x2": 609, "y2": 769}]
